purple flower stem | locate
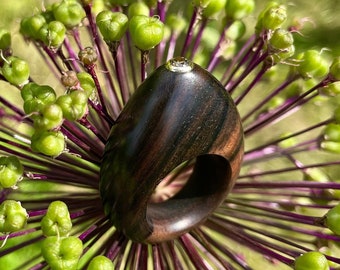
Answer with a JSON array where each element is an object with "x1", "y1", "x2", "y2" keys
[
  {"x1": 242, "y1": 75, "x2": 299, "y2": 122},
  {"x1": 57, "y1": 47, "x2": 73, "y2": 71},
  {"x1": 244, "y1": 80, "x2": 327, "y2": 135},
  {"x1": 166, "y1": 32, "x2": 178, "y2": 61},
  {"x1": 181, "y1": 7, "x2": 200, "y2": 57},
  {"x1": 154, "y1": 1, "x2": 167, "y2": 68},
  {"x1": 112, "y1": 48, "x2": 129, "y2": 104},
  {"x1": 221, "y1": 34, "x2": 257, "y2": 85},
  {"x1": 125, "y1": 33, "x2": 138, "y2": 89},
  {"x1": 41, "y1": 45, "x2": 63, "y2": 74},
  {"x1": 63, "y1": 37, "x2": 81, "y2": 72},
  {"x1": 78, "y1": 117, "x2": 106, "y2": 143},
  {"x1": 71, "y1": 28, "x2": 83, "y2": 50},
  {"x1": 206, "y1": 20, "x2": 233, "y2": 72},
  {"x1": 34, "y1": 43, "x2": 61, "y2": 79},
  {"x1": 191, "y1": 18, "x2": 208, "y2": 61},
  {"x1": 141, "y1": 50, "x2": 149, "y2": 82}
]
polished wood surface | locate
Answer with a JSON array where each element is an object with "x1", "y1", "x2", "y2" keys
[{"x1": 100, "y1": 57, "x2": 244, "y2": 243}]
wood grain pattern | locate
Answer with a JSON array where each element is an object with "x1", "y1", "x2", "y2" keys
[{"x1": 100, "y1": 58, "x2": 244, "y2": 243}]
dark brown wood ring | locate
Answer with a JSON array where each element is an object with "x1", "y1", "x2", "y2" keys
[{"x1": 100, "y1": 57, "x2": 244, "y2": 243}]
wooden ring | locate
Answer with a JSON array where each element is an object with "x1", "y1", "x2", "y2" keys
[{"x1": 100, "y1": 57, "x2": 244, "y2": 243}]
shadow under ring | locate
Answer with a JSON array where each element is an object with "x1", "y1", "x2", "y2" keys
[{"x1": 100, "y1": 57, "x2": 244, "y2": 243}]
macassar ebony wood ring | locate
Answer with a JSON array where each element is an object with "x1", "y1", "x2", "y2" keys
[{"x1": 100, "y1": 57, "x2": 244, "y2": 243}]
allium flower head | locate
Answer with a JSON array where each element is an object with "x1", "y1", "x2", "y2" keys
[{"x1": 1, "y1": 0, "x2": 340, "y2": 269}]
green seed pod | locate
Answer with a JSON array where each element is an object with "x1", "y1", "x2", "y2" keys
[
  {"x1": 257, "y1": 3, "x2": 287, "y2": 32},
  {"x1": 41, "y1": 201, "x2": 72, "y2": 237},
  {"x1": 78, "y1": 46, "x2": 97, "y2": 66},
  {"x1": 56, "y1": 90, "x2": 88, "y2": 121},
  {"x1": 31, "y1": 130, "x2": 65, "y2": 157},
  {"x1": 129, "y1": 15, "x2": 164, "y2": 51},
  {"x1": 323, "y1": 123, "x2": 340, "y2": 142},
  {"x1": 88, "y1": 255, "x2": 114, "y2": 270},
  {"x1": 0, "y1": 156, "x2": 24, "y2": 189},
  {"x1": 0, "y1": 200, "x2": 28, "y2": 233},
  {"x1": 20, "y1": 14, "x2": 46, "y2": 40},
  {"x1": 76, "y1": 72, "x2": 95, "y2": 97},
  {"x1": 269, "y1": 28, "x2": 294, "y2": 50},
  {"x1": 329, "y1": 57, "x2": 340, "y2": 81},
  {"x1": 297, "y1": 50, "x2": 330, "y2": 79},
  {"x1": 33, "y1": 103, "x2": 64, "y2": 131},
  {"x1": 303, "y1": 168, "x2": 329, "y2": 183},
  {"x1": 294, "y1": 251, "x2": 329, "y2": 270},
  {"x1": 1, "y1": 56, "x2": 30, "y2": 86},
  {"x1": 225, "y1": 0, "x2": 255, "y2": 21},
  {"x1": 325, "y1": 204, "x2": 340, "y2": 235},
  {"x1": 21, "y1": 83, "x2": 57, "y2": 115},
  {"x1": 38, "y1": 21, "x2": 66, "y2": 48},
  {"x1": 0, "y1": 28, "x2": 11, "y2": 50},
  {"x1": 53, "y1": 0, "x2": 86, "y2": 29},
  {"x1": 225, "y1": 20, "x2": 246, "y2": 40},
  {"x1": 96, "y1": 11, "x2": 128, "y2": 42},
  {"x1": 202, "y1": 0, "x2": 227, "y2": 18},
  {"x1": 128, "y1": 2, "x2": 150, "y2": 18},
  {"x1": 41, "y1": 236, "x2": 83, "y2": 270},
  {"x1": 320, "y1": 141, "x2": 340, "y2": 154}
]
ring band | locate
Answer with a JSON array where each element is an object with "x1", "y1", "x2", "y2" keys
[{"x1": 100, "y1": 57, "x2": 243, "y2": 243}]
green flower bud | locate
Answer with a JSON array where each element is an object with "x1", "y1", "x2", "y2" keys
[
  {"x1": 319, "y1": 82, "x2": 340, "y2": 97},
  {"x1": 269, "y1": 29, "x2": 294, "y2": 50},
  {"x1": 225, "y1": 20, "x2": 246, "y2": 40},
  {"x1": 41, "y1": 201, "x2": 72, "y2": 237},
  {"x1": 202, "y1": 0, "x2": 227, "y2": 18},
  {"x1": 56, "y1": 90, "x2": 88, "y2": 121},
  {"x1": 128, "y1": 2, "x2": 150, "y2": 18},
  {"x1": 88, "y1": 255, "x2": 114, "y2": 270},
  {"x1": 294, "y1": 251, "x2": 329, "y2": 270},
  {"x1": 20, "y1": 14, "x2": 46, "y2": 40},
  {"x1": 96, "y1": 11, "x2": 128, "y2": 42},
  {"x1": 38, "y1": 21, "x2": 66, "y2": 48},
  {"x1": 323, "y1": 123, "x2": 340, "y2": 142},
  {"x1": 225, "y1": 0, "x2": 255, "y2": 21},
  {"x1": 53, "y1": 0, "x2": 86, "y2": 29},
  {"x1": 21, "y1": 83, "x2": 57, "y2": 115},
  {"x1": 129, "y1": 15, "x2": 164, "y2": 51},
  {"x1": 166, "y1": 14, "x2": 186, "y2": 35},
  {"x1": 31, "y1": 130, "x2": 65, "y2": 157},
  {"x1": 297, "y1": 50, "x2": 330, "y2": 79},
  {"x1": 257, "y1": 3, "x2": 287, "y2": 32},
  {"x1": 78, "y1": 46, "x2": 97, "y2": 66},
  {"x1": 329, "y1": 57, "x2": 340, "y2": 81},
  {"x1": 0, "y1": 29, "x2": 11, "y2": 50},
  {"x1": 303, "y1": 168, "x2": 329, "y2": 183},
  {"x1": 0, "y1": 156, "x2": 24, "y2": 189},
  {"x1": 77, "y1": 72, "x2": 95, "y2": 97},
  {"x1": 34, "y1": 103, "x2": 64, "y2": 131},
  {"x1": 2, "y1": 56, "x2": 30, "y2": 86},
  {"x1": 324, "y1": 204, "x2": 340, "y2": 235},
  {"x1": 0, "y1": 200, "x2": 28, "y2": 233},
  {"x1": 320, "y1": 141, "x2": 340, "y2": 154},
  {"x1": 269, "y1": 44, "x2": 295, "y2": 64},
  {"x1": 42, "y1": 236, "x2": 83, "y2": 270}
]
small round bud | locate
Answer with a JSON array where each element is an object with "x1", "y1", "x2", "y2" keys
[
  {"x1": 53, "y1": 0, "x2": 86, "y2": 29},
  {"x1": 38, "y1": 21, "x2": 66, "y2": 48},
  {"x1": 33, "y1": 103, "x2": 64, "y2": 131},
  {"x1": 129, "y1": 15, "x2": 164, "y2": 51},
  {"x1": 56, "y1": 90, "x2": 88, "y2": 121},
  {"x1": 128, "y1": 2, "x2": 150, "y2": 18},
  {"x1": 0, "y1": 156, "x2": 24, "y2": 189},
  {"x1": 31, "y1": 130, "x2": 65, "y2": 157},
  {"x1": 269, "y1": 29, "x2": 294, "y2": 50},
  {"x1": 0, "y1": 200, "x2": 28, "y2": 233},
  {"x1": 88, "y1": 255, "x2": 114, "y2": 270},
  {"x1": 324, "y1": 204, "x2": 340, "y2": 235},
  {"x1": 21, "y1": 83, "x2": 57, "y2": 115},
  {"x1": 0, "y1": 28, "x2": 11, "y2": 50},
  {"x1": 303, "y1": 168, "x2": 329, "y2": 183},
  {"x1": 78, "y1": 46, "x2": 97, "y2": 66},
  {"x1": 2, "y1": 56, "x2": 30, "y2": 86},
  {"x1": 76, "y1": 72, "x2": 95, "y2": 97},
  {"x1": 202, "y1": 0, "x2": 227, "y2": 18},
  {"x1": 294, "y1": 251, "x2": 329, "y2": 270},
  {"x1": 61, "y1": 71, "x2": 79, "y2": 88},
  {"x1": 329, "y1": 57, "x2": 340, "y2": 81},
  {"x1": 96, "y1": 11, "x2": 128, "y2": 42},
  {"x1": 20, "y1": 14, "x2": 46, "y2": 40},
  {"x1": 320, "y1": 141, "x2": 340, "y2": 154},
  {"x1": 225, "y1": 0, "x2": 255, "y2": 21},
  {"x1": 41, "y1": 201, "x2": 72, "y2": 237},
  {"x1": 297, "y1": 50, "x2": 330, "y2": 79},
  {"x1": 257, "y1": 3, "x2": 287, "y2": 32},
  {"x1": 42, "y1": 236, "x2": 83, "y2": 270},
  {"x1": 323, "y1": 123, "x2": 340, "y2": 142}
]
